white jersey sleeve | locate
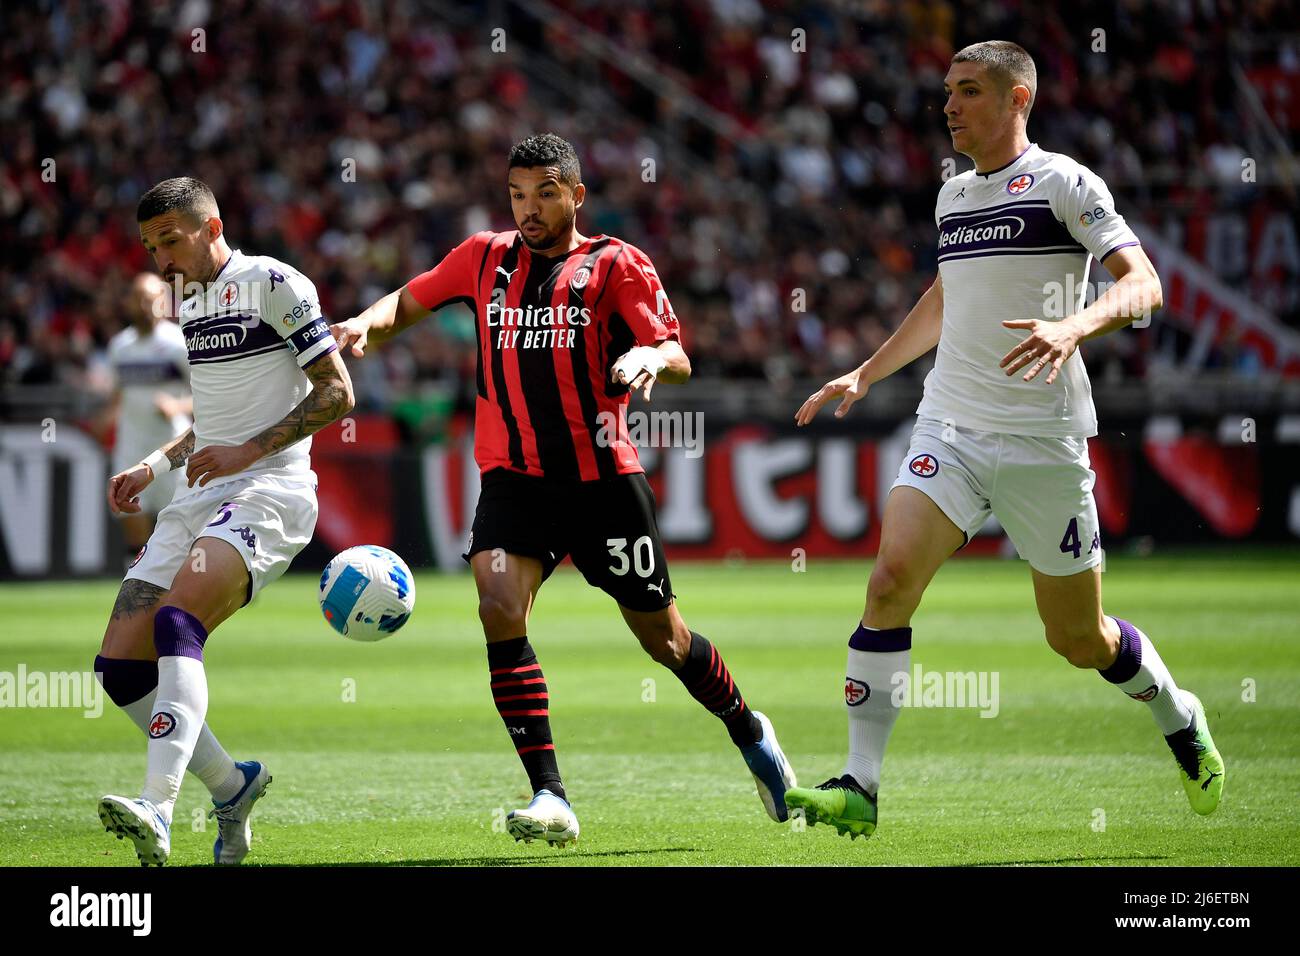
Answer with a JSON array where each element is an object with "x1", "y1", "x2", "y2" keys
[
  {"x1": 1053, "y1": 163, "x2": 1141, "y2": 265},
  {"x1": 259, "y1": 264, "x2": 337, "y2": 369}
]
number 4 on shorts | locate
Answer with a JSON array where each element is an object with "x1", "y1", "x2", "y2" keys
[
  {"x1": 1059, "y1": 518, "x2": 1082, "y2": 559},
  {"x1": 1060, "y1": 518, "x2": 1101, "y2": 559}
]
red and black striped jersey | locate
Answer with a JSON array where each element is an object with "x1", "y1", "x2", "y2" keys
[{"x1": 406, "y1": 231, "x2": 680, "y2": 481}]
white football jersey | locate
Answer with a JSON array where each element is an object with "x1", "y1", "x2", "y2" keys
[
  {"x1": 917, "y1": 144, "x2": 1141, "y2": 437},
  {"x1": 174, "y1": 248, "x2": 337, "y2": 495},
  {"x1": 108, "y1": 320, "x2": 191, "y2": 465}
]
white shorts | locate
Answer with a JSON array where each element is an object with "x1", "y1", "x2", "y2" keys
[
  {"x1": 125, "y1": 469, "x2": 319, "y2": 601},
  {"x1": 890, "y1": 417, "x2": 1102, "y2": 576}
]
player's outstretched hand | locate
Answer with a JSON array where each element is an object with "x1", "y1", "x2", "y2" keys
[
  {"x1": 999, "y1": 319, "x2": 1080, "y2": 384},
  {"x1": 186, "y1": 444, "x2": 257, "y2": 488},
  {"x1": 330, "y1": 317, "x2": 370, "y2": 358},
  {"x1": 796, "y1": 366, "x2": 870, "y2": 425},
  {"x1": 107, "y1": 463, "x2": 154, "y2": 515}
]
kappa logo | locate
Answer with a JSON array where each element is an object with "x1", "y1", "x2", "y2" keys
[
  {"x1": 1128, "y1": 684, "x2": 1159, "y2": 702},
  {"x1": 955, "y1": 186, "x2": 966, "y2": 200},
  {"x1": 570, "y1": 266, "x2": 592, "y2": 290},
  {"x1": 845, "y1": 677, "x2": 870, "y2": 706},
  {"x1": 909, "y1": 454, "x2": 939, "y2": 478},
  {"x1": 495, "y1": 265, "x2": 518, "y2": 282},
  {"x1": 232, "y1": 526, "x2": 257, "y2": 552},
  {"x1": 148, "y1": 711, "x2": 176, "y2": 739}
]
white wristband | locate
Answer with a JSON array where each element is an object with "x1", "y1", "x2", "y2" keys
[
  {"x1": 141, "y1": 449, "x2": 169, "y2": 476},
  {"x1": 613, "y1": 346, "x2": 667, "y2": 384}
]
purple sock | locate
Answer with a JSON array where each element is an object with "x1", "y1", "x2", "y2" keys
[
  {"x1": 153, "y1": 606, "x2": 207, "y2": 660},
  {"x1": 1098, "y1": 618, "x2": 1141, "y2": 684},
  {"x1": 1097, "y1": 617, "x2": 1194, "y2": 735}
]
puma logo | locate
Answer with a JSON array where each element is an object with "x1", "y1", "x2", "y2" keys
[
  {"x1": 1201, "y1": 770, "x2": 1222, "y2": 791},
  {"x1": 495, "y1": 265, "x2": 518, "y2": 282},
  {"x1": 646, "y1": 580, "x2": 664, "y2": 596}
]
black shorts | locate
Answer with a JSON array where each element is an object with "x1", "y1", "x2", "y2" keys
[{"x1": 462, "y1": 468, "x2": 674, "y2": 612}]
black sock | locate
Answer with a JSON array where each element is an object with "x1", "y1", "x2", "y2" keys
[
  {"x1": 672, "y1": 631, "x2": 762, "y2": 748},
  {"x1": 487, "y1": 637, "x2": 565, "y2": 801}
]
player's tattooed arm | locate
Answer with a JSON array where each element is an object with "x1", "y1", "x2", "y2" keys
[
  {"x1": 185, "y1": 351, "x2": 354, "y2": 487},
  {"x1": 163, "y1": 428, "x2": 195, "y2": 471},
  {"x1": 110, "y1": 580, "x2": 166, "y2": 620},
  {"x1": 247, "y1": 350, "x2": 354, "y2": 458}
]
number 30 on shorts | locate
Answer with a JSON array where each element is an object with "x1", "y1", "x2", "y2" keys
[
  {"x1": 1059, "y1": 517, "x2": 1101, "y2": 560},
  {"x1": 607, "y1": 536, "x2": 656, "y2": 577}
]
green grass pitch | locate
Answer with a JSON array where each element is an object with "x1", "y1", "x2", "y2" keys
[{"x1": 1, "y1": 551, "x2": 1297, "y2": 867}]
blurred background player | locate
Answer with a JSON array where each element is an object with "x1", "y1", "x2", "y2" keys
[
  {"x1": 332, "y1": 134, "x2": 795, "y2": 846},
  {"x1": 787, "y1": 41, "x2": 1224, "y2": 839},
  {"x1": 96, "y1": 177, "x2": 354, "y2": 865},
  {"x1": 104, "y1": 272, "x2": 192, "y2": 568}
]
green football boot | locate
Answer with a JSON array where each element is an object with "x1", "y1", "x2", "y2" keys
[
  {"x1": 1165, "y1": 691, "x2": 1225, "y2": 816},
  {"x1": 783, "y1": 774, "x2": 877, "y2": 840}
]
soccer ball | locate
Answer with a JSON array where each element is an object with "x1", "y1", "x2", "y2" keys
[{"x1": 319, "y1": 545, "x2": 416, "y2": 642}]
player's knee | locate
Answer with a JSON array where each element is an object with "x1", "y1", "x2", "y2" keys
[
  {"x1": 93, "y1": 653, "x2": 158, "y2": 707},
  {"x1": 477, "y1": 592, "x2": 527, "y2": 639},
  {"x1": 867, "y1": 556, "x2": 921, "y2": 611},
  {"x1": 1045, "y1": 623, "x2": 1109, "y2": 669}
]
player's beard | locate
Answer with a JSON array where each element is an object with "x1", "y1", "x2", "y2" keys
[{"x1": 520, "y1": 209, "x2": 575, "y2": 251}]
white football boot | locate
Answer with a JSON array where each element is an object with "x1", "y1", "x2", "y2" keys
[
  {"x1": 740, "y1": 711, "x2": 798, "y2": 822},
  {"x1": 209, "y1": 760, "x2": 272, "y2": 865},
  {"x1": 506, "y1": 789, "x2": 580, "y2": 848},
  {"x1": 99, "y1": 795, "x2": 171, "y2": 867}
]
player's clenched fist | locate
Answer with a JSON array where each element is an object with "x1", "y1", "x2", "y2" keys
[
  {"x1": 330, "y1": 317, "x2": 370, "y2": 358},
  {"x1": 795, "y1": 365, "x2": 871, "y2": 426},
  {"x1": 106, "y1": 462, "x2": 154, "y2": 515}
]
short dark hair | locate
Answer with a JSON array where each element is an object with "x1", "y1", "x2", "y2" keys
[
  {"x1": 952, "y1": 41, "x2": 1037, "y2": 118},
  {"x1": 508, "y1": 134, "x2": 581, "y2": 188},
  {"x1": 136, "y1": 177, "x2": 219, "y2": 224}
]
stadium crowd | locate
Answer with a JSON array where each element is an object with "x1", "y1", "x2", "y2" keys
[{"x1": 3, "y1": 0, "x2": 1297, "y2": 421}]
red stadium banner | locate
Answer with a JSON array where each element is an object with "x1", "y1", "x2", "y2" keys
[{"x1": 1, "y1": 416, "x2": 1297, "y2": 580}]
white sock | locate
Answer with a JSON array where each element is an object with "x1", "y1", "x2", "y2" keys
[
  {"x1": 843, "y1": 626, "x2": 911, "y2": 797},
  {"x1": 1104, "y1": 617, "x2": 1194, "y2": 736},
  {"x1": 119, "y1": 691, "x2": 242, "y2": 802},
  {"x1": 142, "y1": 656, "x2": 209, "y2": 823}
]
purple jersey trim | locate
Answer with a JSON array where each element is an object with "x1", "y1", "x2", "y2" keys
[
  {"x1": 1100, "y1": 240, "x2": 1141, "y2": 262},
  {"x1": 301, "y1": 340, "x2": 338, "y2": 368}
]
